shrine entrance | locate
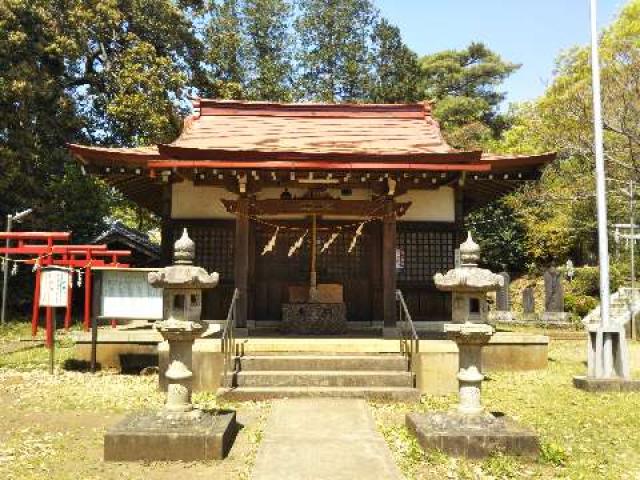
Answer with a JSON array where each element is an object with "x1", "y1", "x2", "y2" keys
[{"x1": 252, "y1": 220, "x2": 379, "y2": 325}]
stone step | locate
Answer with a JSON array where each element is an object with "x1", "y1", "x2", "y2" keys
[
  {"x1": 238, "y1": 354, "x2": 408, "y2": 371},
  {"x1": 219, "y1": 386, "x2": 421, "y2": 402},
  {"x1": 236, "y1": 370, "x2": 414, "y2": 388}
]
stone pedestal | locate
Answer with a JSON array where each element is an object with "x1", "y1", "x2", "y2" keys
[
  {"x1": 574, "y1": 323, "x2": 639, "y2": 392},
  {"x1": 105, "y1": 411, "x2": 236, "y2": 461},
  {"x1": 540, "y1": 312, "x2": 571, "y2": 324},
  {"x1": 445, "y1": 323, "x2": 493, "y2": 415},
  {"x1": 406, "y1": 411, "x2": 539, "y2": 459},
  {"x1": 282, "y1": 303, "x2": 347, "y2": 334}
]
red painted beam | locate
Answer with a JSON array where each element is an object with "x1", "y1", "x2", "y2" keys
[
  {"x1": 148, "y1": 159, "x2": 492, "y2": 172},
  {"x1": 0, "y1": 232, "x2": 70, "y2": 240}
]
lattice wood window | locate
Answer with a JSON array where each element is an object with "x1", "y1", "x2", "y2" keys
[
  {"x1": 316, "y1": 229, "x2": 368, "y2": 281},
  {"x1": 397, "y1": 226, "x2": 455, "y2": 284},
  {"x1": 255, "y1": 227, "x2": 309, "y2": 282},
  {"x1": 171, "y1": 223, "x2": 235, "y2": 281},
  {"x1": 256, "y1": 225, "x2": 369, "y2": 282}
]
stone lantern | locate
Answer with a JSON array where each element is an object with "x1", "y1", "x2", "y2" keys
[
  {"x1": 433, "y1": 232, "x2": 502, "y2": 415},
  {"x1": 104, "y1": 229, "x2": 237, "y2": 462},
  {"x1": 406, "y1": 233, "x2": 539, "y2": 458},
  {"x1": 435, "y1": 233, "x2": 499, "y2": 325},
  {"x1": 148, "y1": 228, "x2": 219, "y2": 415}
]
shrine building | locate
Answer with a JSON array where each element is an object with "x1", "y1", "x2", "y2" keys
[{"x1": 69, "y1": 99, "x2": 554, "y2": 335}]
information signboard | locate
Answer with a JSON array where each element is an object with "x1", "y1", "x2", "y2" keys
[
  {"x1": 39, "y1": 268, "x2": 70, "y2": 307},
  {"x1": 100, "y1": 269, "x2": 163, "y2": 320}
]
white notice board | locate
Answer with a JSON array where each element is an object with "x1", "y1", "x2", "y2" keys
[
  {"x1": 100, "y1": 270, "x2": 163, "y2": 320},
  {"x1": 39, "y1": 269, "x2": 70, "y2": 307}
]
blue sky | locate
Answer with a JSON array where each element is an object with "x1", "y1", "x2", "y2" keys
[{"x1": 376, "y1": 0, "x2": 630, "y2": 106}]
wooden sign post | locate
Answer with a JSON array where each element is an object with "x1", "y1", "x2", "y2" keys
[{"x1": 39, "y1": 267, "x2": 71, "y2": 374}]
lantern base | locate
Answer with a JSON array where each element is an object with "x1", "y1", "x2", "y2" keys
[
  {"x1": 406, "y1": 411, "x2": 539, "y2": 459},
  {"x1": 104, "y1": 410, "x2": 237, "y2": 461}
]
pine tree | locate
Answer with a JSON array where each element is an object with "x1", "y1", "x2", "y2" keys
[
  {"x1": 294, "y1": 0, "x2": 378, "y2": 102},
  {"x1": 420, "y1": 42, "x2": 520, "y2": 148},
  {"x1": 243, "y1": 0, "x2": 293, "y2": 101},
  {"x1": 369, "y1": 19, "x2": 422, "y2": 103},
  {"x1": 204, "y1": 0, "x2": 247, "y2": 99}
]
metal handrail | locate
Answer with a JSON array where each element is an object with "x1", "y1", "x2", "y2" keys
[
  {"x1": 396, "y1": 289, "x2": 419, "y2": 381},
  {"x1": 221, "y1": 288, "x2": 240, "y2": 388}
]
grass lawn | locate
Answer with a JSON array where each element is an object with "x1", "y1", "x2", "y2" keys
[
  {"x1": 1, "y1": 322, "x2": 639, "y2": 479},
  {"x1": 0, "y1": 322, "x2": 270, "y2": 480},
  {"x1": 372, "y1": 340, "x2": 640, "y2": 479}
]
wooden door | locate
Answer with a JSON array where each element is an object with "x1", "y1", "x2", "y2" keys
[{"x1": 254, "y1": 221, "x2": 374, "y2": 323}]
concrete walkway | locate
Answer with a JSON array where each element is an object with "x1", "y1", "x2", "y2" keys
[{"x1": 250, "y1": 398, "x2": 403, "y2": 480}]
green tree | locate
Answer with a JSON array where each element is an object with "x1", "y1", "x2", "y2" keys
[
  {"x1": 0, "y1": 0, "x2": 203, "y2": 234},
  {"x1": 204, "y1": 0, "x2": 247, "y2": 99},
  {"x1": 465, "y1": 200, "x2": 529, "y2": 273},
  {"x1": 243, "y1": 0, "x2": 293, "y2": 101},
  {"x1": 294, "y1": 0, "x2": 378, "y2": 102},
  {"x1": 369, "y1": 19, "x2": 422, "y2": 103},
  {"x1": 491, "y1": 0, "x2": 640, "y2": 268},
  {"x1": 420, "y1": 42, "x2": 520, "y2": 148}
]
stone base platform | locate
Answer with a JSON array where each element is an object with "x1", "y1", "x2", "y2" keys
[
  {"x1": 281, "y1": 303, "x2": 347, "y2": 335},
  {"x1": 104, "y1": 410, "x2": 237, "y2": 461},
  {"x1": 406, "y1": 411, "x2": 539, "y2": 459},
  {"x1": 573, "y1": 376, "x2": 640, "y2": 392}
]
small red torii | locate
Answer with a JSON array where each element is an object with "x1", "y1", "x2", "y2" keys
[{"x1": 0, "y1": 232, "x2": 131, "y2": 346}]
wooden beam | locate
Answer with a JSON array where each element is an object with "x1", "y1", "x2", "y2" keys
[
  {"x1": 382, "y1": 198, "x2": 397, "y2": 331},
  {"x1": 221, "y1": 198, "x2": 411, "y2": 218},
  {"x1": 160, "y1": 184, "x2": 173, "y2": 265},
  {"x1": 234, "y1": 195, "x2": 249, "y2": 329}
]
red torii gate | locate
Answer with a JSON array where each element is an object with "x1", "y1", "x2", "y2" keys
[{"x1": 0, "y1": 232, "x2": 131, "y2": 345}]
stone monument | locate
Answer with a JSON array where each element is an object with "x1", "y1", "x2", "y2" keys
[
  {"x1": 104, "y1": 229, "x2": 237, "y2": 461},
  {"x1": 541, "y1": 266, "x2": 570, "y2": 323},
  {"x1": 406, "y1": 233, "x2": 539, "y2": 458},
  {"x1": 490, "y1": 270, "x2": 514, "y2": 323},
  {"x1": 522, "y1": 286, "x2": 537, "y2": 322}
]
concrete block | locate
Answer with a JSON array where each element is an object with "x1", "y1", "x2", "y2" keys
[
  {"x1": 413, "y1": 346, "x2": 458, "y2": 395},
  {"x1": 573, "y1": 376, "x2": 640, "y2": 392},
  {"x1": 104, "y1": 411, "x2": 236, "y2": 461},
  {"x1": 483, "y1": 333, "x2": 549, "y2": 371},
  {"x1": 75, "y1": 343, "x2": 157, "y2": 370},
  {"x1": 159, "y1": 339, "x2": 224, "y2": 392},
  {"x1": 406, "y1": 412, "x2": 539, "y2": 459}
]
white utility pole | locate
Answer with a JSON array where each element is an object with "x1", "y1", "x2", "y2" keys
[
  {"x1": 590, "y1": 0, "x2": 611, "y2": 328},
  {"x1": 1, "y1": 208, "x2": 33, "y2": 325}
]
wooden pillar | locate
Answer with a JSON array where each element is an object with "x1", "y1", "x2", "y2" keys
[
  {"x1": 234, "y1": 195, "x2": 249, "y2": 330},
  {"x1": 454, "y1": 184, "x2": 465, "y2": 245},
  {"x1": 382, "y1": 198, "x2": 397, "y2": 333},
  {"x1": 160, "y1": 184, "x2": 173, "y2": 265},
  {"x1": 31, "y1": 267, "x2": 41, "y2": 337},
  {"x1": 83, "y1": 267, "x2": 92, "y2": 331}
]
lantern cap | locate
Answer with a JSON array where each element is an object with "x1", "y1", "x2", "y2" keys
[{"x1": 174, "y1": 228, "x2": 195, "y2": 265}]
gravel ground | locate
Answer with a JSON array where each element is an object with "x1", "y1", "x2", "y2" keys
[{"x1": 0, "y1": 356, "x2": 270, "y2": 480}]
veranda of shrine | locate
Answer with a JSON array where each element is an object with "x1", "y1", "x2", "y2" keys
[{"x1": 70, "y1": 99, "x2": 554, "y2": 335}]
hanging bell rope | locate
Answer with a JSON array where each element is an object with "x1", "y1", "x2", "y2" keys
[
  {"x1": 261, "y1": 226, "x2": 280, "y2": 256},
  {"x1": 288, "y1": 230, "x2": 308, "y2": 257}
]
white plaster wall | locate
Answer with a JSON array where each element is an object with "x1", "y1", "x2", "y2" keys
[
  {"x1": 395, "y1": 187, "x2": 455, "y2": 222},
  {"x1": 171, "y1": 182, "x2": 237, "y2": 219},
  {"x1": 171, "y1": 181, "x2": 454, "y2": 222}
]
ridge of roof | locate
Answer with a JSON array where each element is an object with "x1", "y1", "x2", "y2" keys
[
  {"x1": 191, "y1": 98, "x2": 432, "y2": 119},
  {"x1": 93, "y1": 221, "x2": 160, "y2": 256}
]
